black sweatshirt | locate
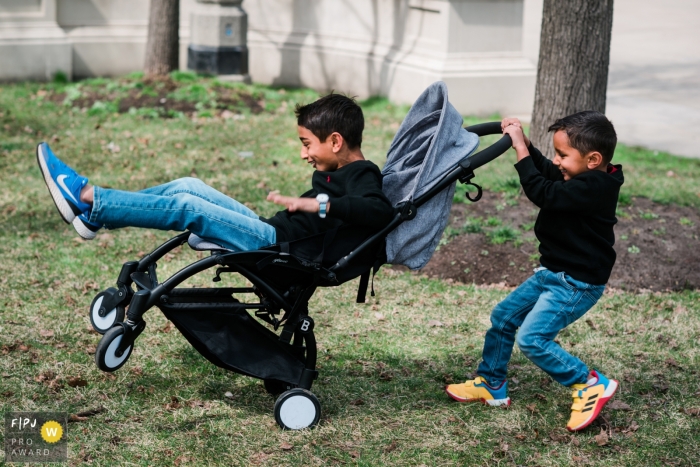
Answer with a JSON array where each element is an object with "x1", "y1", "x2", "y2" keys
[
  {"x1": 514, "y1": 144, "x2": 625, "y2": 285},
  {"x1": 261, "y1": 160, "x2": 394, "y2": 242}
]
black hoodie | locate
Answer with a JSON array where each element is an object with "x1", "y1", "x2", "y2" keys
[
  {"x1": 514, "y1": 144, "x2": 625, "y2": 285},
  {"x1": 261, "y1": 160, "x2": 394, "y2": 242}
]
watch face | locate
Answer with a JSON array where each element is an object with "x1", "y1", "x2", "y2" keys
[{"x1": 317, "y1": 194, "x2": 329, "y2": 202}]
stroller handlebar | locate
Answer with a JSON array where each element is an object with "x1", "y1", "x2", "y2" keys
[{"x1": 464, "y1": 122, "x2": 513, "y2": 170}]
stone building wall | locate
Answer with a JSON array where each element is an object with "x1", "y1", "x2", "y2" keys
[{"x1": 0, "y1": 0, "x2": 542, "y2": 115}]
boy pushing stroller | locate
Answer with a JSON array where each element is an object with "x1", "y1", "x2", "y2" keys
[{"x1": 446, "y1": 111, "x2": 624, "y2": 432}]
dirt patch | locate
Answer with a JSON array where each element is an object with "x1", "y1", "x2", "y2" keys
[
  {"x1": 420, "y1": 190, "x2": 700, "y2": 292},
  {"x1": 48, "y1": 75, "x2": 265, "y2": 117}
]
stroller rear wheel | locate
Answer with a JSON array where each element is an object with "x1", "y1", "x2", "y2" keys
[
  {"x1": 95, "y1": 326, "x2": 133, "y2": 372},
  {"x1": 274, "y1": 388, "x2": 321, "y2": 430},
  {"x1": 90, "y1": 289, "x2": 125, "y2": 334}
]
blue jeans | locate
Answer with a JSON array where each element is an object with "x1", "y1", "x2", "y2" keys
[
  {"x1": 91, "y1": 177, "x2": 277, "y2": 251},
  {"x1": 476, "y1": 267, "x2": 605, "y2": 387}
]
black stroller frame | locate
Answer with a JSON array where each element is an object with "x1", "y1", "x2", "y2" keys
[{"x1": 89, "y1": 123, "x2": 512, "y2": 430}]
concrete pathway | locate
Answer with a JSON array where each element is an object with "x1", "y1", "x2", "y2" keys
[{"x1": 607, "y1": 0, "x2": 700, "y2": 158}]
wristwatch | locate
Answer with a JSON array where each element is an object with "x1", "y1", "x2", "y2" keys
[{"x1": 316, "y1": 194, "x2": 329, "y2": 218}]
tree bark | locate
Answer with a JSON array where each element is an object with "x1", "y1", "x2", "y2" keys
[
  {"x1": 144, "y1": 0, "x2": 180, "y2": 76},
  {"x1": 530, "y1": 0, "x2": 614, "y2": 159}
]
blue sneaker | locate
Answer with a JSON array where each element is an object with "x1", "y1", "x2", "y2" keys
[
  {"x1": 72, "y1": 210, "x2": 102, "y2": 240},
  {"x1": 36, "y1": 142, "x2": 90, "y2": 223}
]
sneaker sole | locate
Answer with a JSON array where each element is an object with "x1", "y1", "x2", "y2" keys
[
  {"x1": 72, "y1": 217, "x2": 97, "y2": 240},
  {"x1": 36, "y1": 143, "x2": 76, "y2": 224},
  {"x1": 567, "y1": 379, "x2": 618, "y2": 432},
  {"x1": 445, "y1": 389, "x2": 511, "y2": 407}
]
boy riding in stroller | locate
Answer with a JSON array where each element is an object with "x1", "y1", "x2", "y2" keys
[{"x1": 38, "y1": 82, "x2": 511, "y2": 429}]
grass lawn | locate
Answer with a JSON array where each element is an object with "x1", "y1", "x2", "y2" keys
[{"x1": 1, "y1": 75, "x2": 699, "y2": 466}]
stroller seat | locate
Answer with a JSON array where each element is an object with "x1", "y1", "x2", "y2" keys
[
  {"x1": 187, "y1": 234, "x2": 232, "y2": 252},
  {"x1": 86, "y1": 82, "x2": 514, "y2": 430}
]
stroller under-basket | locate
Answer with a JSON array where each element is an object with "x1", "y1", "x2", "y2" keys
[{"x1": 88, "y1": 92, "x2": 513, "y2": 430}]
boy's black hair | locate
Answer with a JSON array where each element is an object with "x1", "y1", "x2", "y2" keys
[
  {"x1": 548, "y1": 110, "x2": 617, "y2": 164},
  {"x1": 295, "y1": 93, "x2": 364, "y2": 149}
]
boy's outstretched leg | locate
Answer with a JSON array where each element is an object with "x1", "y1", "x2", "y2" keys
[
  {"x1": 36, "y1": 143, "x2": 102, "y2": 239},
  {"x1": 567, "y1": 370, "x2": 618, "y2": 432}
]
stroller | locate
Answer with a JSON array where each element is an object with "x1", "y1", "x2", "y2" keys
[{"x1": 88, "y1": 83, "x2": 513, "y2": 430}]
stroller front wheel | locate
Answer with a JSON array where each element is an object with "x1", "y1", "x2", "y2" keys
[
  {"x1": 274, "y1": 388, "x2": 321, "y2": 430},
  {"x1": 90, "y1": 290, "x2": 125, "y2": 334},
  {"x1": 95, "y1": 326, "x2": 133, "y2": 372}
]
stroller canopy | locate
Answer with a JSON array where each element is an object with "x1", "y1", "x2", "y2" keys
[{"x1": 382, "y1": 81, "x2": 480, "y2": 269}]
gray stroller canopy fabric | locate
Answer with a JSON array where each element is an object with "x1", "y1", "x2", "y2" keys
[{"x1": 382, "y1": 81, "x2": 480, "y2": 269}]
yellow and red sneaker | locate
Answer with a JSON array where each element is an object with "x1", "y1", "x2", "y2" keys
[
  {"x1": 567, "y1": 370, "x2": 618, "y2": 432},
  {"x1": 446, "y1": 376, "x2": 510, "y2": 406}
]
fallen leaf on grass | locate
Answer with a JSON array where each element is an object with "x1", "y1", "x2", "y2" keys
[
  {"x1": 607, "y1": 400, "x2": 631, "y2": 411},
  {"x1": 187, "y1": 399, "x2": 212, "y2": 409},
  {"x1": 350, "y1": 399, "x2": 364, "y2": 406},
  {"x1": 681, "y1": 408, "x2": 700, "y2": 416},
  {"x1": 623, "y1": 420, "x2": 640, "y2": 433},
  {"x1": 280, "y1": 442, "x2": 293, "y2": 451},
  {"x1": 1, "y1": 343, "x2": 18, "y2": 355},
  {"x1": 76, "y1": 407, "x2": 106, "y2": 417},
  {"x1": 665, "y1": 358, "x2": 682, "y2": 369},
  {"x1": 549, "y1": 431, "x2": 570, "y2": 443},
  {"x1": 585, "y1": 319, "x2": 597, "y2": 330},
  {"x1": 35, "y1": 371, "x2": 56, "y2": 383},
  {"x1": 374, "y1": 312, "x2": 385, "y2": 321},
  {"x1": 428, "y1": 320, "x2": 444, "y2": 327},
  {"x1": 526, "y1": 404, "x2": 537, "y2": 414},
  {"x1": 67, "y1": 376, "x2": 88, "y2": 388},
  {"x1": 249, "y1": 452, "x2": 270, "y2": 465},
  {"x1": 39, "y1": 329, "x2": 55, "y2": 338},
  {"x1": 174, "y1": 456, "x2": 192, "y2": 466},
  {"x1": 69, "y1": 414, "x2": 88, "y2": 423},
  {"x1": 594, "y1": 429, "x2": 609, "y2": 446},
  {"x1": 224, "y1": 391, "x2": 235, "y2": 399},
  {"x1": 384, "y1": 440, "x2": 398, "y2": 453},
  {"x1": 86, "y1": 345, "x2": 97, "y2": 355},
  {"x1": 164, "y1": 396, "x2": 181, "y2": 410},
  {"x1": 81, "y1": 281, "x2": 99, "y2": 295}
]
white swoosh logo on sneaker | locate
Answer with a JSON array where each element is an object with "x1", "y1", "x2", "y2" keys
[{"x1": 57, "y1": 174, "x2": 80, "y2": 205}]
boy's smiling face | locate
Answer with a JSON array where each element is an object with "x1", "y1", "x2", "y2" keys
[
  {"x1": 298, "y1": 125, "x2": 340, "y2": 172},
  {"x1": 552, "y1": 130, "x2": 602, "y2": 181}
]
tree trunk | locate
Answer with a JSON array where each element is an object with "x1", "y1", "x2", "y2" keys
[
  {"x1": 144, "y1": 0, "x2": 180, "y2": 76},
  {"x1": 530, "y1": 0, "x2": 614, "y2": 159}
]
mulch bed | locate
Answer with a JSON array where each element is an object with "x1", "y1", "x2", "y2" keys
[
  {"x1": 421, "y1": 190, "x2": 700, "y2": 292},
  {"x1": 48, "y1": 75, "x2": 264, "y2": 116}
]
